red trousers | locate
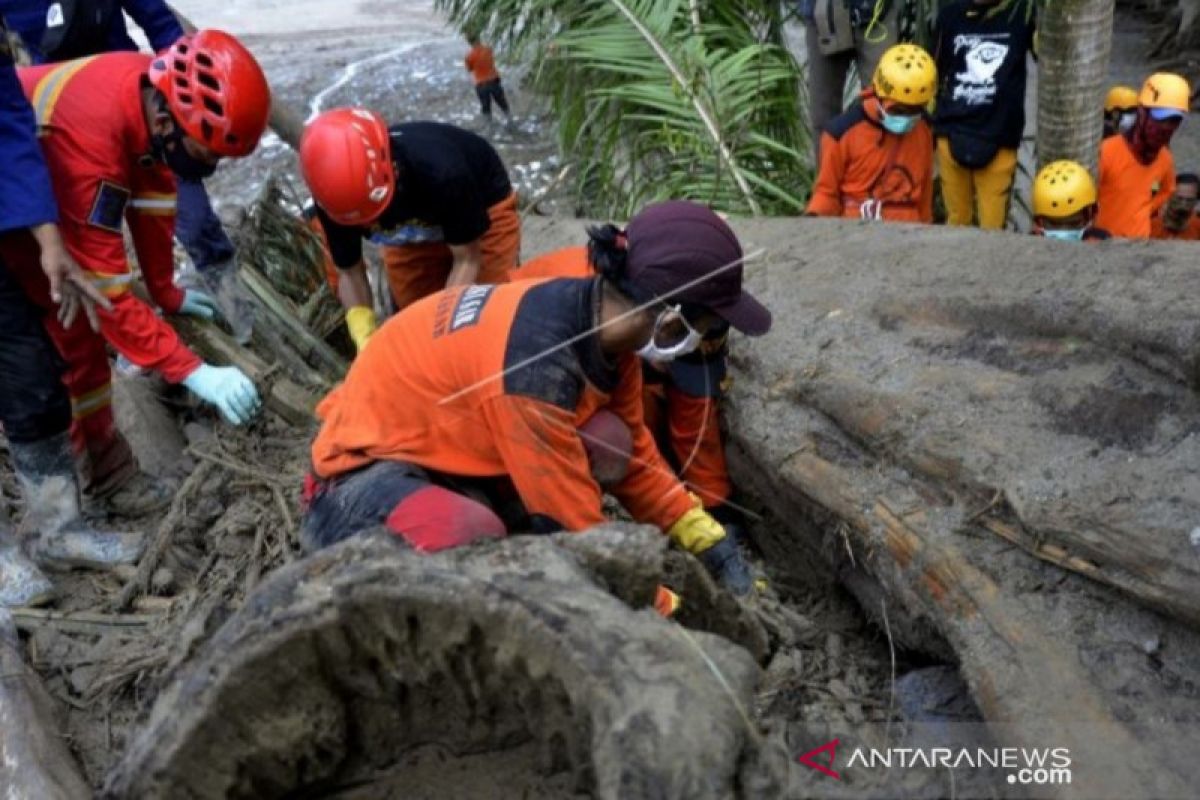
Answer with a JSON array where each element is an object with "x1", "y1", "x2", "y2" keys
[{"x1": 0, "y1": 234, "x2": 136, "y2": 494}]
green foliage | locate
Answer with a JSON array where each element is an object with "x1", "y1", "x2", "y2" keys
[{"x1": 435, "y1": 0, "x2": 811, "y2": 216}]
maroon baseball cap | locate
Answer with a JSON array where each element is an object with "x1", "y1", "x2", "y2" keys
[{"x1": 624, "y1": 201, "x2": 771, "y2": 336}]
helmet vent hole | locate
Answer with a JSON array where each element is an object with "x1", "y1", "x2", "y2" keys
[
  {"x1": 172, "y1": 58, "x2": 187, "y2": 73},
  {"x1": 196, "y1": 52, "x2": 214, "y2": 69},
  {"x1": 178, "y1": 92, "x2": 192, "y2": 105},
  {"x1": 174, "y1": 76, "x2": 187, "y2": 89},
  {"x1": 202, "y1": 96, "x2": 224, "y2": 117},
  {"x1": 197, "y1": 71, "x2": 220, "y2": 92},
  {"x1": 225, "y1": 133, "x2": 239, "y2": 146}
]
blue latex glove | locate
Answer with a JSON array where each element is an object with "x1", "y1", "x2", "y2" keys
[
  {"x1": 182, "y1": 364, "x2": 262, "y2": 425},
  {"x1": 699, "y1": 536, "x2": 754, "y2": 596},
  {"x1": 179, "y1": 289, "x2": 220, "y2": 320}
]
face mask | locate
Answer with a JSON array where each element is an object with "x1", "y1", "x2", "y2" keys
[
  {"x1": 878, "y1": 101, "x2": 919, "y2": 135},
  {"x1": 1118, "y1": 111, "x2": 1137, "y2": 133},
  {"x1": 152, "y1": 127, "x2": 218, "y2": 181},
  {"x1": 636, "y1": 305, "x2": 702, "y2": 363},
  {"x1": 1043, "y1": 228, "x2": 1086, "y2": 242}
]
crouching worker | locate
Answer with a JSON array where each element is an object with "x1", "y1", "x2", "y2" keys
[
  {"x1": 0, "y1": 31, "x2": 266, "y2": 516},
  {"x1": 1031, "y1": 161, "x2": 1109, "y2": 242},
  {"x1": 300, "y1": 109, "x2": 520, "y2": 353},
  {"x1": 806, "y1": 43, "x2": 936, "y2": 223},
  {"x1": 302, "y1": 201, "x2": 770, "y2": 594},
  {"x1": 515, "y1": 224, "x2": 739, "y2": 528}
]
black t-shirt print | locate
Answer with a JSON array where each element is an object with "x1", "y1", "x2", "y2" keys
[
  {"x1": 932, "y1": 0, "x2": 1036, "y2": 148},
  {"x1": 319, "y1": 121, "x2": 513, "y2": 269}
]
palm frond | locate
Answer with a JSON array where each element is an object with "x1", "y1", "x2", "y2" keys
[{"x1": 435, "y1": 0, "x2": 810, "y2": 217}]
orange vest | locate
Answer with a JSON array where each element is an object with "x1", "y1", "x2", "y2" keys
[
  {"x1": 807, "y1": 95, "x2": 935, "y2": 223},
  {"x1": 1150, "y1": 212, "x2": 1200, "y2": 241},
  {"x1": 311, "y1": 277, "x2": 694, "y2": 532},
  {"x1": 1096, "y1": 135, "x2": 1175, "y2": 239}
]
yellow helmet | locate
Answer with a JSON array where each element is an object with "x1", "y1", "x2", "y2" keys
[
  {"x1": 872, "y1": 44, "x2": 937, "y2": 106},
  {"x1": 1138, "y1": 73, "x2": 1191, "y2": 113},
  {"x1": 1104, "y1": 85, "x2": 1138, "y2": 112},
  {"x1": 1033, "y1": 161, "x2": 1097, "y2": 218}
]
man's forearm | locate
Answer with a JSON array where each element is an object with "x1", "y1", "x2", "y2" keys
[{"x1": 337, "y1": 261, "x2": 374, "y2": 308}]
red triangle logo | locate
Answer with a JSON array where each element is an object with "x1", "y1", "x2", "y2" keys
[{"x1": 797, "y1": 738, "x2": 841, "y2": 780}]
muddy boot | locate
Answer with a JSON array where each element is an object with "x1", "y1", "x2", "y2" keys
[
  {"x1": 0, "y1": 536, "x2": 55, "y2": 608},
  {"x1": 194, "y1": 259, "x2": 255, "y2": 344},
  {"x1": 91, "y1": 470, "x2": 174, "y2": 518},
  {"x1": 10, "y1": 433, "x2": 144, "y2": 571}
]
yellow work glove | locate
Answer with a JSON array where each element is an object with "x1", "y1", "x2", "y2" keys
[
  {"x1": 667, "y1": 496, "x2": 727, "y2": 555},
  {"x1": 345, "y1": 305, "x2": 377, "y2": 353}
]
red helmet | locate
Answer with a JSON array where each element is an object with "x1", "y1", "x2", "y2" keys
[
  {"x1": 300, "y1": 108, "x2": 394, "y2": 226},
  {"x1": 148, "y1": 30, "x2": 270, "y2": 158}
]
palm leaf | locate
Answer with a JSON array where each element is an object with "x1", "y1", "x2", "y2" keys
[{"x1": 435, "y1": 0, "x2": 810, "y2": 217}]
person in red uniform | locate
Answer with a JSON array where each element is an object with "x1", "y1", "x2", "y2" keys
[
  {"x1": 514, "y1": 227, "x2": 738, "y2": 528},
  {"x1": 464, "y1": 31, "x2": 510, "y2": 122},
  {"x1": 303, "y1": 201, "x2": 770, "y2": 594},
  {"x1": 1096, "y1": 72, "x2": 1189, "y2": 239},
  {"x1": 1150, "y1": 173, "x2": 1200, "y2": 240},
  {"x1": 807, "y1": 43, "x2": 937, "y2": 223},
  {"x1": 300, "y1": 109, "x2": 520, "y2": 353},
  {"x1": 0, "y1": 30, "x2": 266, "y2": 515}
]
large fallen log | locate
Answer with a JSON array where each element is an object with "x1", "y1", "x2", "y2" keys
[
  {"x1": 702, "y1": 217, "x2": 1200, "y2": 797},
  {"x1": 105, "y1": 526, "x2": 774, "y2": 799}
]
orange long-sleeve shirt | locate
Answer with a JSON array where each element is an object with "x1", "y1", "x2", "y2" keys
[
  {"x1": 311, "y1": 277, "x2": 694, "y2": 533},
  {"x1": 18, "y1": 54, "x2": 199, "y2": 382},
  {"x1": 1096, "y1": 134, "x2": 1175, "y2": 239},
  {"x1": 465, "y1": 44, "x2": 499, "y2": 85},
  {"x1": 807, "y1": 94, "x2": 934, "y2": 223}
]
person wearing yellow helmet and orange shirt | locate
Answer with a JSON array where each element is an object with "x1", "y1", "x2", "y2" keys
[
  {"x1": 807, "y1": 43, "x2": 936, "y2": 223},
  {"x1": 1102, "y1": 85, "x2": 1139, "y2": 139},
  {"x1": 1030, "y1": 160, "x2": 1110, "y2": 242},
  {"x1": 1096, "y1": 73, "x2": 1190, "y2": 238}
]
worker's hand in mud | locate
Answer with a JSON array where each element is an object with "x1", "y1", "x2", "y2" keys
[
  {"x1": 182, "y1": 364, "x2": 263, "y2": 425},
  {"x1": 179, "y1": 289, "x2": 221, "y2": 320},
  {"x1": 32, "y1": 222, "x2": 111, "y2": 331}
]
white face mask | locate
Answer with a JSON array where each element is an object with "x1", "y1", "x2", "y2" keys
[
  {"x1": 1118, "y1": 111, "x2": 1137, "y2": 133},
  {"x1": 636, "y1": 305, "x2": 702, "y2": 362}
]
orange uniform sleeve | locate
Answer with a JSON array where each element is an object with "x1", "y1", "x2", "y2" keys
[
  {"x1": 58, "y1": 172, "x2": 200, "y2": 383},
  {"x1": 465, "y1": 50, "x2": 474, "y2": 72},
  {"x1": 806, "y1": 131, "x2": 845, "y2": 217},
  {"x1": 606, "y1": 356, "x2": 696, "y2": 530},
  {"x1": 479, "y1": 394, "x2": 607, "y2": 532},
  {"x1": 127, "y1": 168, "x2": 185, "y2": 314}
]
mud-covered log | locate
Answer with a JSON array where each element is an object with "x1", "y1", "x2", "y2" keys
[
  {"x1": 705, "y1": 217, "x2": 1200, "y2": 797},
  {"x1": 105, "y1": 526, "x2": 771, "y2": 800},
  {"x1": 0, "y1": 611, "x2": 91, "y2": 800}
]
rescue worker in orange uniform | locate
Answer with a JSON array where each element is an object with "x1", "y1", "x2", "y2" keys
[
  {"x1": 300, "y1": 109, "x2": 520, "y2": 352},
  {"x1": 1151, "y1": 173, "x2": 1200, "y2": 240},
  {"x1": 1102, "y1": 85, "x2": 1139, "y2": 139},
  {"x1": 0, "y1": 30, "x2": 265, "y2": 515},
  {"x1": 807, "y1": 43, "x2": 936, "y2": 223},
  {"x1": 464, "y1": 31, "x2": 510, "y2": 122},
  {"x1": 303, "y1": 201, "x2": 770, "y2": 594},
  {"x1": 1096, "y1": 73, "x2": 1190, "y2": 239},
  {"x1": 1030, "y1": 160, "x2": 1110, "y2": 242},
  {"x1": 514, "y1": 230, "x2": 738, "y2": 527}
]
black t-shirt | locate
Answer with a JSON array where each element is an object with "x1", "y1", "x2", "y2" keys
[
  {"x1": 932, "y1": 1, "x2": 1035, "y2": 148},
  {"x1": 319, "y1": 121, "x2": 512, "y2": 269}
]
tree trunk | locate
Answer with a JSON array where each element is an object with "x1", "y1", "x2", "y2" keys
[{"x1": 1036, "y1": 0, "x2": 1116, "y2": 173}]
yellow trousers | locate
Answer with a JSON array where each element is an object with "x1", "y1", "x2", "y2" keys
[{"x1": 937, "y1": 137, "x2": 1018, "y2": 229}]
